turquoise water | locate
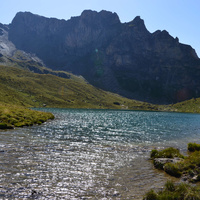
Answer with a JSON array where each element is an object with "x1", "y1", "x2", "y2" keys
[
  {"x1": 0, "y1": 109, "x2": 200, "y2": 199},
  {"x1": 37, "y1": 108, "x2": 200, "y2": 145}
]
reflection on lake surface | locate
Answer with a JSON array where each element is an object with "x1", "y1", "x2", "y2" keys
[{"x1": 0, "y1": 109, "x2": 200, "y2": 199}]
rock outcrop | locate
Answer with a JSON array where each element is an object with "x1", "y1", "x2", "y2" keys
[
  {"x1": 0, "y1": 23, "x2": 71, "y2": 78},
  {"x1": 8, "y1": 10, "x2": 200, "y2": 104},
  {"x1": 0, "y1": 22, "x2": 44, "y2": 67}
]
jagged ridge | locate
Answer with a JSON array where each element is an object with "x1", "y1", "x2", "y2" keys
[{"x1": 8, "y1": 10, "x2": 200, "y2": 104}]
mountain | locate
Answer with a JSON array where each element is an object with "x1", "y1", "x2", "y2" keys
[
  {"x1": 0, "y1": 22, "x2": 44, "y2": 66},
  {"x1": 7, "y1": 10, "x2": 200, "y2": 104},
  {"x1": 0, "y1": 22, "x2": 72, "y2": 79}
]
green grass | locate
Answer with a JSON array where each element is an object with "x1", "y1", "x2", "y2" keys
[
  {"x1": 0, "y1": 103, "x2": 54, "y2": 128},
  {"x1": 0, "y1": 64, "x2": 161, "y2": 110},
  {"x1": 150, "y1": 147, "x2": 184, "y2": 159},
  {"x1": 188, "y1": 143, "x2": 200, "y2": 152},
  {"x1": 151, "y1": 144, "x2": 200, "y2": 182},
  {"x1": 170, "y1": 98, "x2": 200, "y2": 113},
  {"x1": 146, "y1": 149, "x2": 200, "y2": 199},
  {"x1": 164, "y1": 163, "x2": 182, "y2": 178},
  {"x1": 143, "y1": 180, "x2": 200, "y2": 200},
  {"x1": 2, "y1": 56, "x2": 200, "y2": 113}
]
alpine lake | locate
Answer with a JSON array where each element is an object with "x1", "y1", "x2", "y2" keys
[{"x1": 0, "y1": 108, "x2": 200, "y2": 199}]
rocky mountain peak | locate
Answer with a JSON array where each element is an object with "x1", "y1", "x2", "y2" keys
[
  {"x1": 126, "y1": 16, "x2": 149, "y2": 37},
  {"x1": 132, "y1": 16, "x2": 145, "y2": 27},
  {"x1": 0, "y1": 20, "x2": 45, "y2": 68},
  {"x1": 79, "y1": 9, "x2": 120, "y2": 29},
  {"x1": 81, "y1": 10, "x2": 120, "y2": 23},
  {"x1": 11, "y1": 11, "x2": 42, "y2": 26},
  {"x1": 7, "y1": 10, "x2": 200, "y2": 104}
]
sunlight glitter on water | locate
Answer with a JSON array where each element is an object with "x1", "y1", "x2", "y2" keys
[{"x1": 0, "y1": 109, "x2": 200, "y2": 199}]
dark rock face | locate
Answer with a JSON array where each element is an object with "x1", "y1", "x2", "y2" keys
[
  {"x1": 0, "y1": 23, "x2": 47, "y2": 77},
  {"x1": 8, "y1": 10, "x2": 200, "y2": 104}
]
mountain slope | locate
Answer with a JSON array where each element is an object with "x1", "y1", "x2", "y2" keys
[
  {"x1": 0, "y1": 64, "x2": 160, "y2": 110},
  {"x1": 8, "y1": 10, "x2": 200, "y2": 104},
  {"x1": 0, "y1": 63, "x2": 200, "y2": 114}
]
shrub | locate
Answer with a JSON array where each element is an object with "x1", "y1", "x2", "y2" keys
[
  {"x1": 164, "y1": 163, "x2": 182, "y2": 178},
  {"x1": 188, "y1": 143, "x2": 200, "y2": 152},
  {"x1": 113, "y1": 102, "x2": 120, "y2": 105},
  {"x1": 143, "y1": 189, "x2": 158, "y2": 200},
  {"x1": 150, "y1": 147, "x2": 184, "y2": 159},
  {"x1": 150, "y1": 149, "x2": 159, "y2": 158},
  {"x1": 0, "y1": 123, "x2": 13, "y2": 129},
  {"x1": 165, "y1": 180, "x2": 175, "y2": 192},
  {"x1": 153, "y1": 159, "x2": 165, "y2": 170},
  {"x1": 144, "y1": 183, "x2": 200, "y2": 200}
]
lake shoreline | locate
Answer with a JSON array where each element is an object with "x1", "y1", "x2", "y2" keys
[
  {"x1": 0, "y1": 103, "x2": 54, "y2": 129},
  {"x1": 0, "y1": 108, "x2": 200, "y2": 199}
]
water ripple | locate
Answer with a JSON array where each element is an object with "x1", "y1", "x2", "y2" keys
[{"x1": 0, "y1": 109, "x2": 200, "y2": 199}]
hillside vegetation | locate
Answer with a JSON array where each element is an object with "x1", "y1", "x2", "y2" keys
[
  {"x1": 144, "y1": 144, "x2": 200, "y2": 199},
  {"x1": 171, "y1": 98, "x2": 200, "y2": 113},
  {"x1": 0, "y1": 64, "x2": 160, "y2": 110},
  {"x1": 144, "y1": 181, "x2": 200, "y2": 200}
]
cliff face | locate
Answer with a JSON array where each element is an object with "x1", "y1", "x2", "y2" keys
[
  {"x1": 0, "y1": 22, "x2": 45, "y2": 69},
  {"x1": 8, "y1": 10, "x2": 200, "y2": 104}
]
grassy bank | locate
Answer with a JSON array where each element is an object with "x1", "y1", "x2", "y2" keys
[
  {"x1": 144, "y1": 181, "x2": 200, "y2": 200},
  {"x1": 0, "y1": 64, "x2": 162, "y2": 110},
  {"x1": 150, "y1": 144, "x2": 200, "y2": 181},
  {"x1": 0, "y1": 103, "x2": 54, "y2": 129},
  {"x1": 144, "y1": 143, "x2": 200, "y2": 199}
]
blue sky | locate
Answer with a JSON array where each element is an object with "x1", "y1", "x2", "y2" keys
[{"x1": 1, "y1": 0, "x2": 200, "y2": 57}]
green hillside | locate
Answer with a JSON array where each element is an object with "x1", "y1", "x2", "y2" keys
[
  {"x1": 170, "y1": 98, "x2": 200, "y2": 113},
  {"x1": 0, "y1": 64, "x2": 159, "y2": 110}
]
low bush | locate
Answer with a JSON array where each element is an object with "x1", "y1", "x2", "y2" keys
[
  {"x1": 164, "y1": 163, "x2": 182, "y2": 178},
  {"x1": 147, "y1": 145, "x2": 200, "y2": 199},
  {"x1": 150, "y1": 147, "x2": 184, "y2": 159},
  {"x1": 143, "y1": 190, "x2": 158, "y2": 200},
  {"x1": 188, "y1": 143, "x2": 200, "y2": 152},
  {"x1": 164, "y1": 180, "x2": 176, "y2": 192},
  {"x1": 0, "y1": 123, "x2": 13, "y2": 129},
  {"x1": 150, "y1": 145, "x2": 200, "y2": 181},
  {"x1": 143, "y1": 181, "x2": 200, "y2": 200}
]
